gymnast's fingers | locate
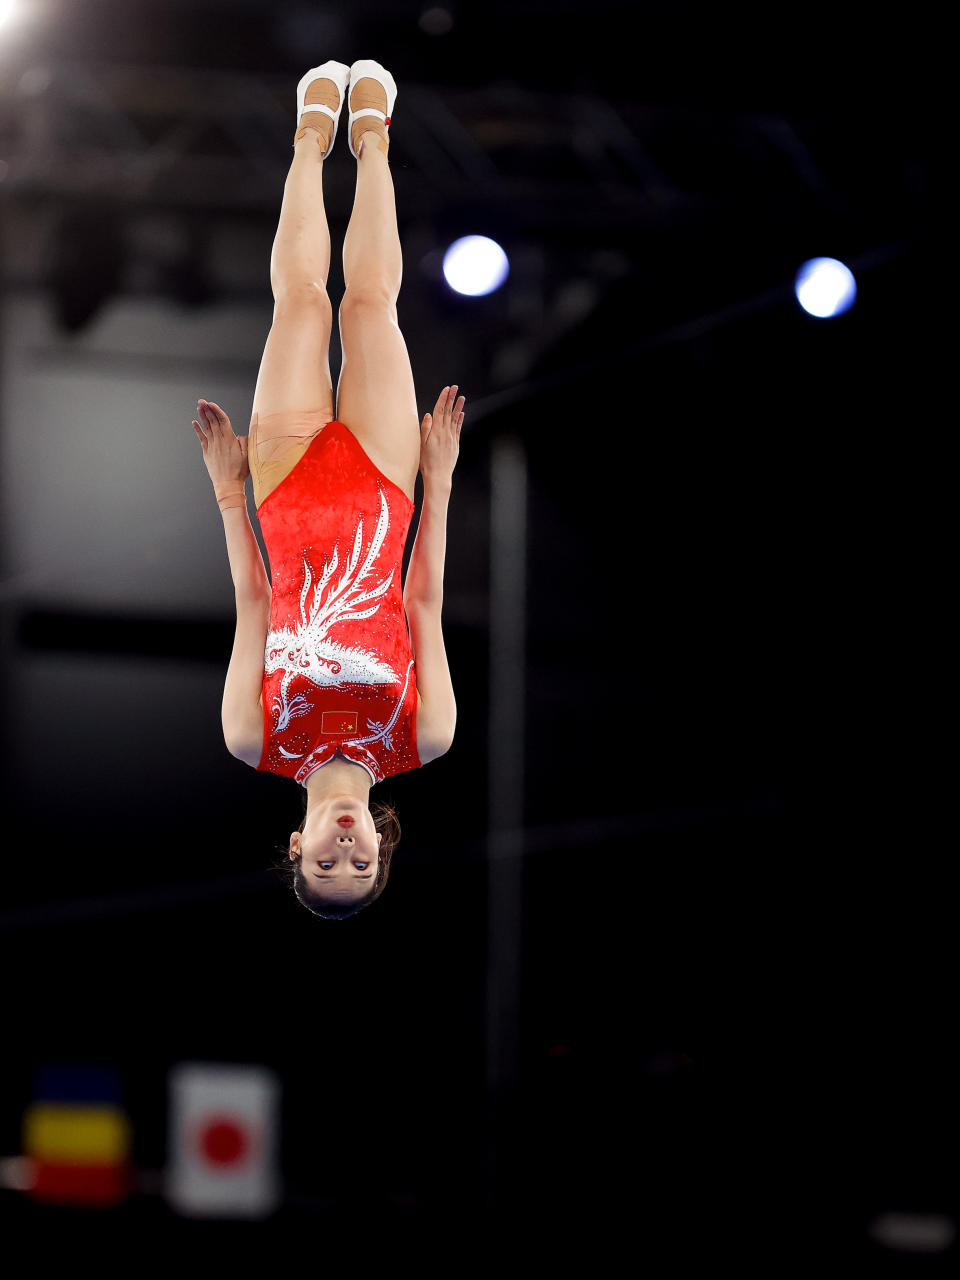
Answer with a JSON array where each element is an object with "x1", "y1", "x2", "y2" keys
[
  {"x1": 198, "y1": 400, "x2": 226, "y2": 437},
  {"x1": 198, "y1": 403, "x2": 218, "y2": 436},
  {"x1": 208, "y1": 401, "x2": 232, "y2": 431},
  {"x1": 443, "y1": 392, "x2": 464, "y2": 427},
  {"x1": 434, "y1": 385, "x2": 453, "y2": 416}
]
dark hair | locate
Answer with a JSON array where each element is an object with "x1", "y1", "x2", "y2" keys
[{"x1": 272, "y1": 795, "x2": 400, "y2": 920}]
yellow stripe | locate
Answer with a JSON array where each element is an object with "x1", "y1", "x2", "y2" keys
[{"x1": 23, "y1": 1104, "x2": 131, "y2": 1164}]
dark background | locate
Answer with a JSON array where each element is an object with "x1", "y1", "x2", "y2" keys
[{"x1": 0, "y1": 0, "x2": 945, "y2": 1266}]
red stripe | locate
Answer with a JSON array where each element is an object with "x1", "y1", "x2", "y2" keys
[{"x1": 31, "y1": 1162, "x2": 129, "y2": 1207}]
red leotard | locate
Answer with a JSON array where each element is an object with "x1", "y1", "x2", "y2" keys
[{"x1": 255, "y1": 419, "x2": 421, "y2": 786}]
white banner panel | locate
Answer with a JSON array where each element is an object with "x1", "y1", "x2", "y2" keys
[{"x1": 165, "y1": 1062, "x2": 281, "y2": 1218}]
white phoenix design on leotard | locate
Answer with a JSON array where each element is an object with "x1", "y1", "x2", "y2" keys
[{"x1": 264, "y1": 486, "x2": 400, "y2": 733}]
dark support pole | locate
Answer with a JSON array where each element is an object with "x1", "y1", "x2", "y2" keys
[{"x1": 485, "y1": 433, "x2": 527, "y2": 1208}]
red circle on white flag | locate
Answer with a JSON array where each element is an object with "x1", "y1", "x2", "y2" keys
[{"x1": 195, "y1": 1115, "x2": 251, "y2": 1167}]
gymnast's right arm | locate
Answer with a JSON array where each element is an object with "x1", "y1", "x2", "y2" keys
[{"x1": 192, "y1": 399, "x2": 271, "y2": 764}]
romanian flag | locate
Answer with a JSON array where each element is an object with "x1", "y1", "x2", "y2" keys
[{"x1": 22, "y1": 1065, "x2": 131, "y2": 1208}]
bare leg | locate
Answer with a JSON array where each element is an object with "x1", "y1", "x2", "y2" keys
[
  {"x1": 336, "y1": 86, "x2": 420, "y2": 503},
  {"x1": 250, "y1": 80, "x2": 338, "y2": 423}
]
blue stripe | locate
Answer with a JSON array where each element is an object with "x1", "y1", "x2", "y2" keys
[{"x1": 34, "y1": 1065, "x2": 124, "y2": 1104}]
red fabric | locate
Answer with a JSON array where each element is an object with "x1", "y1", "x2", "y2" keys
[
  {"x1": 31, "y1": 1161, "x2": 129, "y2": 1206},
  {"x1": 256, "y1": 420, "x2": 420, "y2": 786}
]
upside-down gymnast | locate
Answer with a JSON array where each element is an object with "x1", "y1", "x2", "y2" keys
[{"x1": 191, "y1": 59, "x2": 464, "y2": 920}]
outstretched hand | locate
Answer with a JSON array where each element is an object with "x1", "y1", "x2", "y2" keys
[
  {"x1": 191, "y1": 398, "x2": 249, "y2": 487},
  {"x1": 419, "y1": 384, "x2": 464, "y2": 486}
]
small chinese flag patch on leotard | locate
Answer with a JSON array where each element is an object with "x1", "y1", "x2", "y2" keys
[{"x1": 321, "y1": 711, "x2": 358, "y2": 735}]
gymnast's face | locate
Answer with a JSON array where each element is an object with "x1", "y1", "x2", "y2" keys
[{"x1": 290, "y1": 796, "x2": 382, "y2": 905}]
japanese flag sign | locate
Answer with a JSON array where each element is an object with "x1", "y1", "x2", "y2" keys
[{"x1": 165, "y1": 1062, "x2": 281, "y2": 1218}]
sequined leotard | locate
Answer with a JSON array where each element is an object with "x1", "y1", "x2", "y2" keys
[{"x1": 252, "y1": 415, "x2": 421, "y2": 786}]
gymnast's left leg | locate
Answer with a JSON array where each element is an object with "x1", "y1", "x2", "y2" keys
[{"x1": 249, "y1": 71, "x2": 339, "y2": 425}]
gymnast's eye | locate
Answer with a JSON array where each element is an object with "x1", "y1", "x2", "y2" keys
[{"x1": 355, "y1": 862, "x2": 368, "y2": 871}]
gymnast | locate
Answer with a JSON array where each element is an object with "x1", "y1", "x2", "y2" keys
[{"x1": 191, "y1": 59, "x2": 463, "y2": 919}]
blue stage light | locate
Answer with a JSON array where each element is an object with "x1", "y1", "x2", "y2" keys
[
  {"x1": 795, "y1": 257, "x2": 857, "y2": 318},
  {"x1": 442, "y1": 235, "x2": 510, "y2": 297}
]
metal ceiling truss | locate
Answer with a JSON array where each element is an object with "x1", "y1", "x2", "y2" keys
[{"x1": 1, "y1": 59, "x2": 838, "y2": 228}]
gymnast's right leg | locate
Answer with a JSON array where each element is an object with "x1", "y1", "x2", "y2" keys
[{"x1": 249, "y1": 73, "x2": 339, "y2": 501}]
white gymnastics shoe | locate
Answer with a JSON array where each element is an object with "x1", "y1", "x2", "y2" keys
[
  {"x1": 294, "y1": 60, "x2": 351, "y2": 154},
  {"x1": 347, "y1": 59, "x2": 398, "y2": 158}
]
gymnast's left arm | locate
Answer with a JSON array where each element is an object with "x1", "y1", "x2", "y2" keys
[{"x1": 404, "y1": 385, "x2": 465, "y2": 760}]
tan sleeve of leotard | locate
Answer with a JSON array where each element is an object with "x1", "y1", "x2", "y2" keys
[{"x1": 249, "y1": 408, "x2": 332, "y2": 510}]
